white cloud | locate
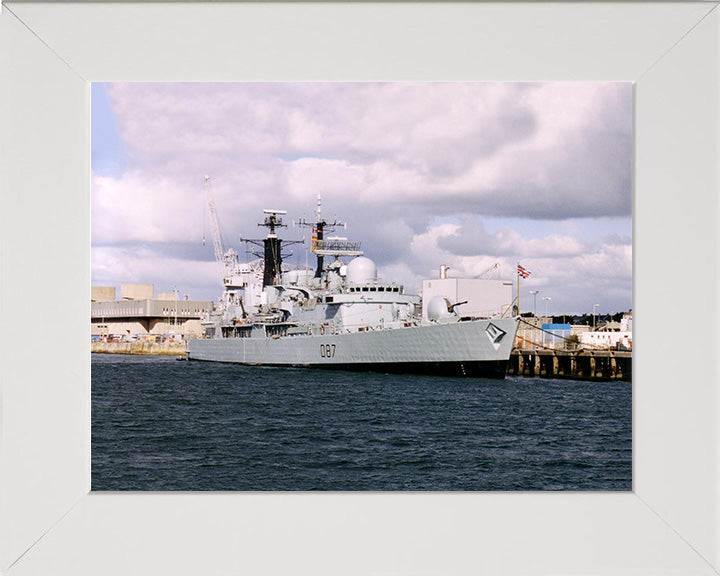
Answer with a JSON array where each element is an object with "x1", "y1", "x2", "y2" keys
[
  {"x1": 371, "y1": 220, "x2": 632, "y2": 312},
  {"x1": 93, "y1": 82, "x2": 632, "y2": 311},
  {"x1": 103, "y1": 82, "x2": 631, "y2": 219},
  {"x1": 92, "y1": 172, "x2": 193, "y2": 245},
  {"x1": 92, "y1": 245, "x2": 222, "y2": 300}
]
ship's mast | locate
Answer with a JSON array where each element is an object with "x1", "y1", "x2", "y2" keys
[
  {"x1": 259, "y1": 209, "x2": 287, "y2": 287},
  {"x1": 240, "y1": 210, "x2": 302, "y2": 287},
  {"x1": 313, "y1": 195, "x2": 325, "y2": 278},
  {"x1": 296, "y1": 194, "x2": 346, "y2": 278}
]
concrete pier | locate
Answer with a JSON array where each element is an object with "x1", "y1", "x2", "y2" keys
[
  {"x1": 91, "y1": 341, "x2": 186, "y2": 356},
  {"x1": 507, "y1": 349, "x2": 631, "y2": 381}
]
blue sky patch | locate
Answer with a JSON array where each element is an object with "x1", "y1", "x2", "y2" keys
[{"x1": 91, "y1": 83, "x2": 126, "y2": 177}]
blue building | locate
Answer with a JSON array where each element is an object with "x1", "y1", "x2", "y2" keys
[{"x1": 541, "y1": 323, "x2": 572, "y2": 348}]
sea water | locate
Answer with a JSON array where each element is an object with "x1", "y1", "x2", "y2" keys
[{"x1": 92, "y1": 353, "x2": 631, "y2": 491}]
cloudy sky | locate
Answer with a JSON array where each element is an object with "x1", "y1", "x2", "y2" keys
[{"x1": 92, "y1": 82, "x2": 632, "y2": 315}]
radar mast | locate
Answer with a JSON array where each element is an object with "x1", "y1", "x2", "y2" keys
[
  {"x1": 296, "y1": 194, "x2": 355, "y2": 277},
  {"x1": 258, "y1": 210, "x2": 286, "y2": 287}
]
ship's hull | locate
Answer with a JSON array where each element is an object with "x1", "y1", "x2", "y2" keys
[{"x1": 187, "y1": 317, "x2": 518, "y2": 378}]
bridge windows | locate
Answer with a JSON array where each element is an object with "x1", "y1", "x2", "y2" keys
[{"x1": 346, "y1": 285, "x2": 400, "y2": 293}]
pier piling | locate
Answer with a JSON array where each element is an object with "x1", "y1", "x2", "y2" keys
[{"x1": 507, "y1": 349, "x2": 631, "y2": 381}]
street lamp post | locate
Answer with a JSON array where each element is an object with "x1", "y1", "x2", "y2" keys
[
  {"x1": 530, "y1": 290, "x2": 539, "y2": 317},
  {"x1": 593, "y1": 303, "x2": 599, "y2": 330},
  {"x1": 542, "y1": 296, "x2": 551, "y2": 319},
  {"x1": 173, "y1": 285, "x2": 179, "y2": 337}
]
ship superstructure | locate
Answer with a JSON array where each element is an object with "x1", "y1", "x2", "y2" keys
[{"x1": 188, "y1": 200, "x2": 519, "y2": 378}]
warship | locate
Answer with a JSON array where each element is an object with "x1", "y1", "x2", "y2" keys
[{"x1": 187, "y1": 198, "x2": 519, "y2": 378}]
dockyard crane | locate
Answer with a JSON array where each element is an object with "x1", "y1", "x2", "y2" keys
[
  {"x1": 476, "y1": 262, "x2": 500, "y2": 279},
  {"x1": 202, "y1": 176, "x2": 264, "y2": 310},
  {"x1": 438, "y1": 262, "x2": 500, "y2": 280},
  {"x1": 203, "y1": 175, "x2": 226, "y2": 268}
]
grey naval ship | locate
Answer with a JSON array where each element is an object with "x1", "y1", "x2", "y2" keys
[{"x1": 187, "y1": 202, "x2": 519, "y2": 378}]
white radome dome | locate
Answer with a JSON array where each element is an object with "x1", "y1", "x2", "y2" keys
[
  {"x1": 427, "y1": 295, "x2": 453, "y2": 321},
  {"x1": 346, "y1": 256, "x2": 377, "y2": 285}
]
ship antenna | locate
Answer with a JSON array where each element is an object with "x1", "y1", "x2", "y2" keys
[
  {"x1": 242, "y1": 210, "x2": 302, "y2": 287},
  {"x1": 296, "y1": 193, "x2": 348, "y2": 278}
]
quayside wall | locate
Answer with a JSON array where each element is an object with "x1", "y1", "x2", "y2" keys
[
  {"x1": 507, "y1": 349, "x2": 632, "y2": 381},
  {"x1": 91, "y1": 341, "x2": 186, "y2": 356}
]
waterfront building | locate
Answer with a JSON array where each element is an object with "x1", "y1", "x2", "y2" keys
[
  {"x1": 541, "y1": 323, "x2": 572, "y2": 349},
  {"x1": 91, "y1": 283, "x2": 213, "y2": 340},
  {"x1": 580, "y1": 310, "x2": 632, "y2": 350},
  {"x1": 514, "y1": 311, "x2": 631, "y2": 351},
  {"x1": 515, "y1": 316, "x2": 552, "y2": 349}
]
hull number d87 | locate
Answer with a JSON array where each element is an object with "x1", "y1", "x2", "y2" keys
[{"x1": 320, "y1": 344, "x2": 336, "y2": 358}]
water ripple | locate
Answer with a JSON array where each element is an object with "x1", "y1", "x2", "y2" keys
[{"x1": 92, "y1": 354, "x2": 631, "y2": 491}]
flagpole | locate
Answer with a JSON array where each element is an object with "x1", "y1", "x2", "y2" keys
[{"x1": 517, "y1": 261, "x2": 520, "y2": 315}]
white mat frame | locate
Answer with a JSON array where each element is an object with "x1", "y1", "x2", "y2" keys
[{"x1": 1, "y1": 2, "x2": 719, "y2": 574}]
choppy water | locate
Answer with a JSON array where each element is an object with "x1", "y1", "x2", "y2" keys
[{"x1": 92, "y1": 354, "x2": 631, "y2": 491}]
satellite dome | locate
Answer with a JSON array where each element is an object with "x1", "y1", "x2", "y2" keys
[
  {"x1": 346, "y1": 256, "x2": 377, "y2": 285},
  {"x1": 427, "y1": 295, "x2": 453, "y2": 321}
]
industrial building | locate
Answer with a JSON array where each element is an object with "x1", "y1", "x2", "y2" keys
[
  {"x1": 91, "y1": 283, "x2": 213, "y2": 340},
  {"x1": 515, "y1": 316, "x2": 589, "y2": 350},
  {"x1": 515, "y1": 311, "x2": 632, "y2": 351},
  {"x1": 580, "y1": 311, "x2": 633, "y2": 350}
]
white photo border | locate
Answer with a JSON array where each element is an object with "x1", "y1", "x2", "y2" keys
[{"x1": 1, "y1": 2, "x2": 719, "y2": 574}]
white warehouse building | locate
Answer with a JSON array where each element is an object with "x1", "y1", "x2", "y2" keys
[{"x1": 580, "y1": 310, "x2": 632, "y2": 350}]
